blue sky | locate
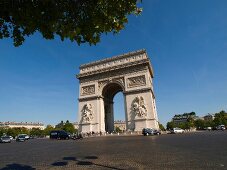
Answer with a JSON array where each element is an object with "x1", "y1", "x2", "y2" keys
[{"x1": 0, "y1": 0, "x2": 227, "y2": 126}]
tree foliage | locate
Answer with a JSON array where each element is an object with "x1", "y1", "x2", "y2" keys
[
  {"x1": 115, "y1": 126, "x2": 122, "y2": 133},
  {"x1": 30, "y1": 128, "x2": 43, "y2": 137},
  {"x1": 63, "y1": 121, "x2": 75, "y2": 134},
  {"x1": 158, "y1": 123, "x2": 165, "y2": 131},
  {"x1": 0, "y1": 0, "x2": 142, "y2": 46},
  {"x1": 43, "y1": 125, "x2": 54, "y2": 136},
  {"x1": 55, "y1": 120, "x2": 76, "y2": 134},
  {"x1": 168, "y1": 110, "x2": 227, "y2": 130},
  {"x1": 213, "y1": 110, "x2": 227, "y2": 126}
]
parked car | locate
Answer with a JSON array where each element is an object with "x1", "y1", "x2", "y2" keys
[
  {"x1": 0, "y1": 136, "x2": 12, "y2": 143},
  {"x1": 17, "y1": 134, "x2": 29, "y2": 140},
  {"x1": 170, "y1": 127, "x2": 184, "y2": 134},
  {"x1": 205, "y1": 127, "x2": 212, "y2": 131},
  {"x1": 16, "y1": 135, "x2": 26, "y2": 142},
  {"x1": 216, "y1": 125, "x2": 226, "y2": 130},
  {"x1": 8, "y1": 136, "x2": 14, "y2": 140},
  {"x1": 50, "y1": 130, "x2": 70, "y2": 140}
]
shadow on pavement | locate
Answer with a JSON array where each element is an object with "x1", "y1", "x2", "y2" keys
[
  {"x1": 60, "y1": 156, "x2": 124, "y2": 170},
  {"x1": 1, "y1": 163, "x2": 35, "y2": 170},
  {"x1": 84, "y1": 156, "x2": 98, "y2": 159},
  {"x1": 51, "y1": 161, "x2": 68, "y2": 166},
  {"x1": 77, "y1": 161, "x2": 93, "y2": 165},
  {"x1": 63, "y1": 157, "x2": 77, "y2": 161}
]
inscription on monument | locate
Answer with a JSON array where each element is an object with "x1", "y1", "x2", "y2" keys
[
  {"x1": 127, "y1": 75, "x2": 146, "y2": 88},
  {"x1": 81, "y1": 85, "x2": 95, "y2": 96}
]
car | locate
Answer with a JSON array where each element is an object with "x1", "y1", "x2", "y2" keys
[
  {"x1": 216, "y1": 125, "x2": 226, "y2": 130},
  {"x1": 72, "y1": 133, "x2": 83, "y2": 140},
  {"x1": 142, "y1": 128, "x2": 155, "y2": 136},
  {"x1": 50, "y1": 130, "x2": 70, "y2": 140},
  {"x1": 153, "y1": 129, "x2": 161, "y2": 135},
  {"x1": 16, "y1": 135, "x2": 26, "y2": 142},
  {"x1": 0, "y1": 136, "x2": 12, "y2": 143},
  {"x1": 8, "y1": 136, "x2": 14, "y2": 140},
  {"x1": 170, "y1": 127, "x2": 184, "y2": 134}
]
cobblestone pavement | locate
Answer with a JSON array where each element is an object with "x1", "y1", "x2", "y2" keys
[{"x1": 0, "y1": 131, "x2": 227, "y2": 170}]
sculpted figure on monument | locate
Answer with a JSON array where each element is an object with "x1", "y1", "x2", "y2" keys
[
  {"x1": 132, "y1": 96, "x2": 147, "y2": 118},
  {"x1": 81, "y1": 103, "x2": 93, "y2": 123}
]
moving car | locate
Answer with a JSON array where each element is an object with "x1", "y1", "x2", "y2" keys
[
  {"x1": 50, "y1": 130, "x2": 70, "y2": 140},
  {"x1": 0, "y1": 136, "x2": 12, "y2": 143},
  {"x1": 153, "y1": 129, "x2": 161, "y2": 135},
  {"x1": 72, "y1": 133, "x2": 83, "y2": 140},
  {"x1": 170, "y1": 127, "x2": 184, "y2": 134},
  {"x1": 142, "y1": 128, "x2": 160, "y2": 136}
]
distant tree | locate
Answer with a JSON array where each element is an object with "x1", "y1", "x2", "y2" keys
[
  {"x1": 204, "y1": 120, "x2": 215, "y2": 128},
  {"x1": 115, "y1": 126, "x2": 122, "y2": 133},
  {"x1": 166, "y1": 121, "x2": 175, "y2": 130},
  {"x1": 0, "y1": 128, "x2": 7, "y2": 136},
  {"x1": 5, "y1": 127, "x2": 29, "y2": 137},
  {"x1": 194, "y1": 119, "x2": 205, "y2": 130},
  {"x1": 213, "y1": 110, "x2": 227, "y2": 126},
  {"x1": 0, "y1": 0, "x2": 142, "y2": 46},
  {"x1": 158, "y1": 123, "x2": 165, "y2": 131},
  {"x1": 6, "y1": 128, "x2": 18, "y2": 138},
  {"x1": 20, "y1": 127, "x2": 30, "y2": 135},
  {"x1": 30, "y1": 128, "x2": 43, "y2": 137},
  {"x1": 63, "y1": 121, "x2": 75, "y2": 134},
  {"x1": 55, "y1": 121, "x2": 64, "y2": 129},
  {"x1": 43, "y1": 125, "x2": 54, "y2": 136}
]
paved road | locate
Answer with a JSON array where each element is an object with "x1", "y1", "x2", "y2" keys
[{"x1": 0, "y1": 131, "x2": 227, "y2": 170}]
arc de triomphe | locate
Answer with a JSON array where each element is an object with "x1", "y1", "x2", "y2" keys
[{"x1": 77, "y1": 49, "x2": 159, "y2": 133}]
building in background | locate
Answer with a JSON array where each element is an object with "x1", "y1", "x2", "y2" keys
[
  {"x1": 114, "y1": 120, "x2": 126, "y2": 132},
  {"x1": 0, "y1": 121, "x2": 45, "y2": 130},
  {"x1": 172, "y1": 112, "x2": 199, "y2": 125},
  {"x1": 203, "y1": 114, "x2": 215, "y2": 121},
  {"x1": 73, "y1": 122, "x2": 79, "y2": 130}
]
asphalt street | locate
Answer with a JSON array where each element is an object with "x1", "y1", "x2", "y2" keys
[{"x1": 0, "y1": 131, "x2": 227, "y2": 170}]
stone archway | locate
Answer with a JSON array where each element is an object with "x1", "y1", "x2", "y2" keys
[
  {"x1": 77, "y1": 49, "x2": 159, "y2": 133},
  {"x1": 102, "y1": 82, "x2": 124, "y2": 133}
]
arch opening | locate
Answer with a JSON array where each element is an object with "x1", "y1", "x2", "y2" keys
[{"x1": 102, "y1": 83, "x2": 124, "y2": 133}]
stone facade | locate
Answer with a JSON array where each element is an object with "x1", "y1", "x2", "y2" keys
[
  {"x1": 77, "y1": 49, "x2": 159, "y2": 133},
  {"x1": 0, "y1": 121, "x2": 45, "y2": 130},
  {"x1": 114, "y1": 120, "x2": 126, "y2": 131}
]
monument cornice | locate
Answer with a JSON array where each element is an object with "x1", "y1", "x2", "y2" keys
[
  {"x1": 79, "y1": 49, "x2": 146, "y2": 69},
  {"x1": 77, "y1": 58, "x2": 153, "y2": 79},
  {"x1": 78, "y1": 95, "x2": 104, "y2": 102},
  {"x1": 123, "y1": 87, "x2": 155, "y2": 97}
]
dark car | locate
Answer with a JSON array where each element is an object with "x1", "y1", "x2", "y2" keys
[
  {"x1": 50, "y1": 130, "x2": 70, "y2": 140},
  {"x1": 16, "y1": 135, "x2": 26, "y2": 142},
  {"x1": 0, "y1": 136, "x2": 11, "y2": 143},
  {"x1": 142, "y1": 128, "x2": 155, "y2": 136}
]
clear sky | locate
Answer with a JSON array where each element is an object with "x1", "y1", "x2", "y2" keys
[{"x1": 0, "y1": 0, "x2": 227, "y2": 127}]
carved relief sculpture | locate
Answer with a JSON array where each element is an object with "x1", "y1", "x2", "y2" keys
[
  {"x1": 98, "y1": 77, "x2": 124, "y2": 91},
  {"x1": 81, "y1": 104, "x2": 93, "y2": 123},
  {"x1": 132, "y1": 96, "x2": 147, "y2": 118},
  {"x1": 127, "y1": 75, "x2": 146, "y2": 88},
  {"x1": 81, "y1": 85, "x2": 95, "y2": 95}
]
